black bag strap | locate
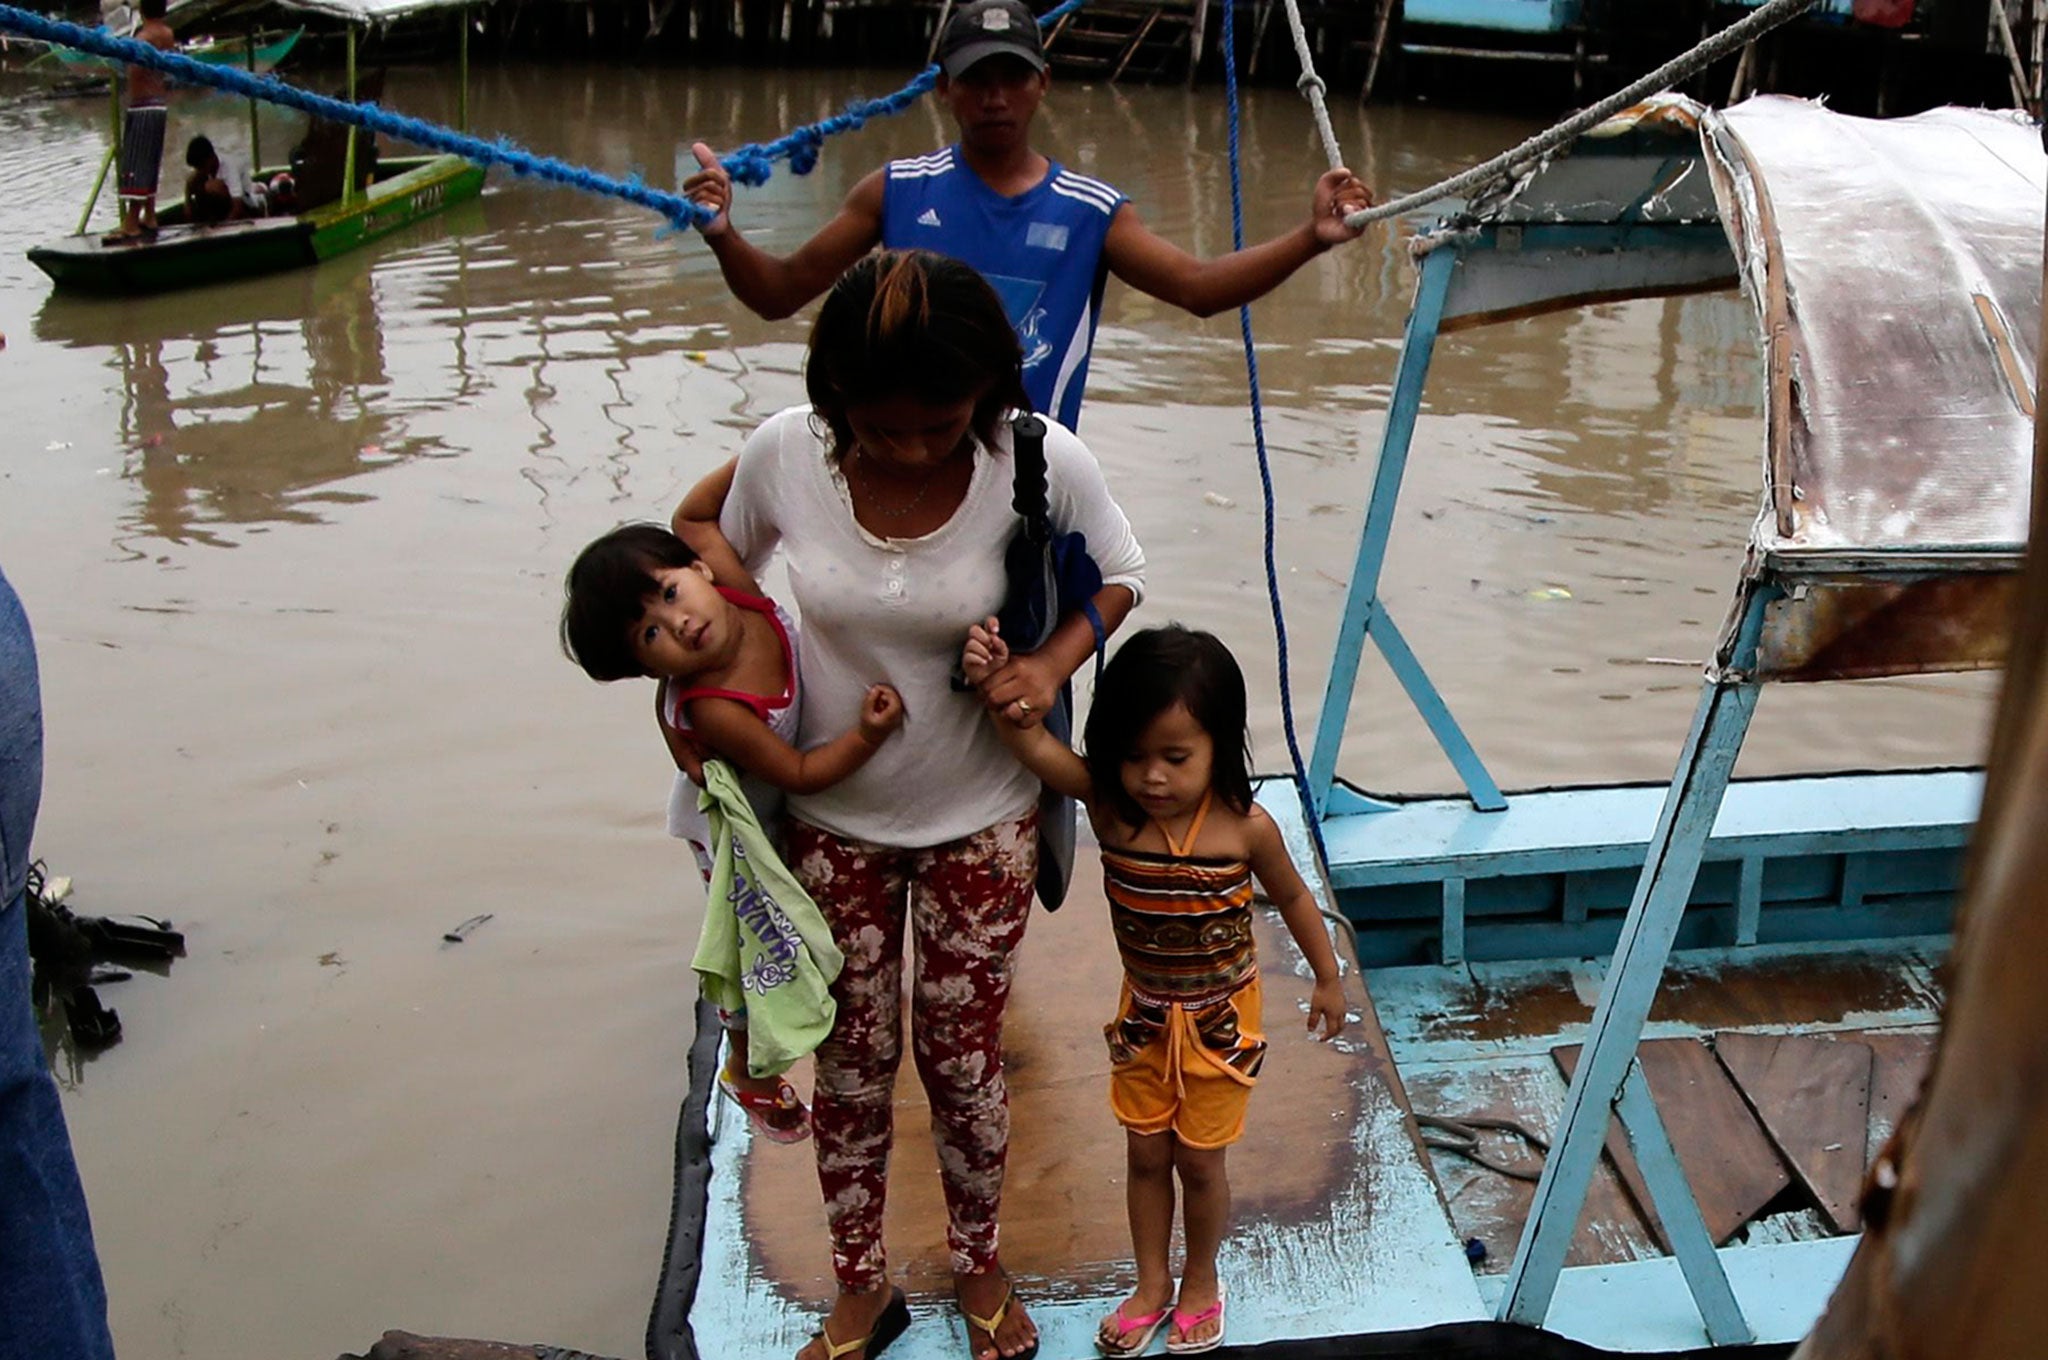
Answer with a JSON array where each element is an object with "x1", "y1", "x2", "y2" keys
[
  {"x1": 1010, "y1": 412, "x2": 1106, "y2": 678},
  {"x1": 1010, "y1": 412, "x2": 1052, "y2": 544}
]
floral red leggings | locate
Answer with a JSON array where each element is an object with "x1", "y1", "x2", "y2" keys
[{"x1": 784, "y1": 811, "x2": 1037, "y2": 1292}]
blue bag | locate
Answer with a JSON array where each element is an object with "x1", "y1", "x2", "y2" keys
[{"x1": 997, "y1": 414, "x2": 1106, "y2": 911}]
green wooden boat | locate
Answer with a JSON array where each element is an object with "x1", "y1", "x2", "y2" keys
[
  {"x1": 30, "y1": 154, "x2": 485, "y2": 293},
  {"x1": 38, "y1": 25, "x2": 302, "y2": 75},
  {"x1": 28, "y1": 0, "x2": 486, "y2": 296}
]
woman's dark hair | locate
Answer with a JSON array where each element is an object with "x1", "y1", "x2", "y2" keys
[
  {"x1": 560, "y1": 523, "x2": 700, "y2": 682},
  {"x1": 804, "y1": 250, "x2": 1028, "y2": 462},
  {"x1": 1083, "y1": 626, "x2": 1255, "y2": 832}
]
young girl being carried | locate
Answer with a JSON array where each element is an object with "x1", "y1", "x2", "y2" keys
[
  {"x1": 963, "y1": 621, "x2": 1348, "y2": 1356},
  {"x1": 562, "y1": 521, "x2": 904, "y2": 1142}
]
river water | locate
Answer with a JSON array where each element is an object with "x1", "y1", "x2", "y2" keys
[{"x1": 0, "y1": 59, "x2": 1993, "y2": 1359}]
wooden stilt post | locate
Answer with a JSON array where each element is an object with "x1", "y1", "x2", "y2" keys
[
  {"x1": 1728, "y1": 41, "x2": 1753, "y2": 103},
  {"x1": 246, "y1": 30, "x2": 261, "y2": 174},
  {"x1": 1995, "y1": 0, "x2": 2036, "y2": 116},
  {"x1": 1247, "y1": 0, "x2": 1274, "y2": 77},
  {"x1": 927, "y1": 0, "x2": 955, "y2": 64},
  {"x1": 341, "y1": 26, "x2": 357, "y2": 208},
  {"x1": 1188, "y1": 0, "x2": 1209, "y2": 85},
  {"x1": 2030, "y1": 0, "x2": 2045, "y2": 109},
  {"x1": 1360, "y1": 0, "x2": 1394, "y2": 103}
]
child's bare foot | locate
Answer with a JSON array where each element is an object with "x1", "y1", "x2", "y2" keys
[{"x1": 1095, "y1": 1283, "x2": 1172, "y2": 1355}]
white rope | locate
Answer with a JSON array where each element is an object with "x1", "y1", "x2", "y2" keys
[
  {"x1": 1277, "y1": 0, "x2": 1344, "y2": 172},
  {"x1": 1303, "y1": 0, "x2": 1820, "y2": 230}
]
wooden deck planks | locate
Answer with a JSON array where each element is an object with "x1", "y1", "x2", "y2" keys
[
  {"x1": 1403, "y1": 1060, "x2": 1662, "y2": 1270},
  {"x1": 734, "y1": 842, "x2": 1431, "y2": 1307},
  {"x1": 1554, "y1": 1038, "x2": 1791, "y2": 1247},
  {"x1": 1864, "y1": 1029, "x2": 1939, "y2": 1149},
  {"x1": 1715, "y1": 1032, "x2": 1873, "y2": 1232}
]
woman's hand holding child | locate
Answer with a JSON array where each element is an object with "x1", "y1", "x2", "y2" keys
[{"x1": 964, "y1": 617, "x2": 1059, "y2": 728}]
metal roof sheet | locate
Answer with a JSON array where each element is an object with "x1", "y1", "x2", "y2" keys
[{"x1": 1705, "y1": 97, "x2": 2044, "y2": 564}]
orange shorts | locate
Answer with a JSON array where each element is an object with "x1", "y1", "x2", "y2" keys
[{"x1": 1104, "y1": 977, "x2": 1267, "y2": 1149}]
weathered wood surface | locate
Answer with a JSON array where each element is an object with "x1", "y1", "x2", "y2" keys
[
  {"x1": 1554, "y1": 1038, "x2": 1789, "y2": 1247},
  {"x1": 1715, "y1": 1031, "x2": 1871, "y2": 1233},
  {"x1": 739, "y1": 843, "x2": 1421, "y2": 1306},
  {"x1": 1404, "y1": 1059, "x2": 1660, "y2": 1270},
  {"x1": 1860, "y1": 1029, "x2": 1936, "y2": 1150}
]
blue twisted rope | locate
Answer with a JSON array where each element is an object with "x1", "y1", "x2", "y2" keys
[
  {"x1": 724, "y1": 0, "x2": 1092, "y2": 185},
  {"x1": 1219, "y1": 0, "x2": 1334, "y2": 877},
  {"x1": 0, "y1": 0, "x2": 1091, "y2": 228}
]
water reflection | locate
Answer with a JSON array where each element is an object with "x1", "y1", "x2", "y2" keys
[{"x1": 32, "y1": 262, "x2": 452, "y2": 546}]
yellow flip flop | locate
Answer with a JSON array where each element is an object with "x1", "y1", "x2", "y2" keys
[
  {"x1": 810, "y1": 1286, "x2": 910, "y2": 1360},
  {"x1": 960, "y1": 1278, "x2": 1039, "y2": 1360}
]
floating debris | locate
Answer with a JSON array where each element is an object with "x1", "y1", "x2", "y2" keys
[
  {"x1": 22, "y1": 860, "x2": 184, "y2": 1050},
  {"x1": 442, "y1": 913, "x2": 494, "y2": 944}
]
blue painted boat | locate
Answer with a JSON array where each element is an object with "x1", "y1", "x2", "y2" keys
[
  {"x1": 1295, "y1": 93, "x2": 2036, "y2": 1349},
  {"x1": 1402, "y1": 0, "x2": 1583, "y2": 35},
  {"x1": 655, "y1": 97, "x2": 2039, "y2": 1360}
]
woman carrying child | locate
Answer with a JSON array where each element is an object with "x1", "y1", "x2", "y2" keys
[
  {"x1": 962, "y1": 623, "x2": 1349, "y2": 1355},
  {"x1": 674, "y1": 249, "x2": 1146, "y2": 1360}
]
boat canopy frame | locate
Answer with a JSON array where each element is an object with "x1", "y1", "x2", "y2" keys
[{"x1": 1310, "y1": 93, "x2": 2042, "y2": 1345}]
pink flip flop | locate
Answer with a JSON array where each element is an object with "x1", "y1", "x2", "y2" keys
[
  {"x1": 1095, "y1": 1299, "x2": 1169, "y2": 1356},
  {"x1": 1165, "y1": 1287, "x2": 1226, "y2": 1355}
]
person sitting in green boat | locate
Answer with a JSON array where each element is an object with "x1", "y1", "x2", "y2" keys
[{"x1": 183, "y1": 136, "x2": 247, "y2": 226}]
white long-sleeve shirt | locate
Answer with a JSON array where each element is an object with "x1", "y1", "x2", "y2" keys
[{"x1": 721, "y1": 405, "x2": 1146, "y2": 849}]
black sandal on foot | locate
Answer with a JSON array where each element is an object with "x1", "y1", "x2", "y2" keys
[{"x1": 811, "y1": 1286, "x2": 910, "y2": 1360}]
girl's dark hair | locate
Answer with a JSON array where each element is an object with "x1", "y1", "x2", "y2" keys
[
  {"x1": 560, "y1": 523, "x2": 700, "y2": 682},
  {"x1": 1083, "y1": 626, "x2": 1255, "y2": 832},
  {"x1": 805, "y1": 250, "x2": 1028, "y2": 462}
]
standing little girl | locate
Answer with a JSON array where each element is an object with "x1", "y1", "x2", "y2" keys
[{"x1": 963, "y1": 622, "x2": 1348, "y2": 1356}]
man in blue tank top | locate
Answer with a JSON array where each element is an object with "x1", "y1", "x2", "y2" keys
[{"x1": 683, "y1": 0, "x2": 1373, "y2": 432}]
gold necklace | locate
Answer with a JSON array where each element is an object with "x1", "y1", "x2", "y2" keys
[{"x1": 855, "y1": 452, "x2": 943, "y2": 519}]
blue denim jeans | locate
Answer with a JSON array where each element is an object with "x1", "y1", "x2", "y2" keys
[{"x1": 0, "y1": 567, "x2": 115, "y2": 1360}]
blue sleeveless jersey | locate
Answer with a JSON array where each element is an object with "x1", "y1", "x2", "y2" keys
[{"x1": 881, "y1": 147, "x2": 1125, "y2": 432}]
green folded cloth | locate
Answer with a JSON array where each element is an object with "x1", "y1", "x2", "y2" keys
[{"x1": 691, "y1": 759, "x2": 845, "y2": 1077}]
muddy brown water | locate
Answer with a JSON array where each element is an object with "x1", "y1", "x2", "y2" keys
[{"x1": 0, "y1": 60, "x2": 1993, "y2": 1359}]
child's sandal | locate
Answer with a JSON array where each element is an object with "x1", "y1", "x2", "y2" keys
[
  {"x1": 1164, "y1": 1288, "x2": 1226, "y2": 1355},
  {"x1": 718, "y1": 1070, "x2": 811, "y2": 1144},
  {"x1": 1095, "y1": 1299, "x2": 1169, "y2": 1355}
]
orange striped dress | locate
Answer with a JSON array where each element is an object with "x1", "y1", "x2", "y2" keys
[{"x1": 1099, "y1": 792, "x2": 1267, "y2": 1146}]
